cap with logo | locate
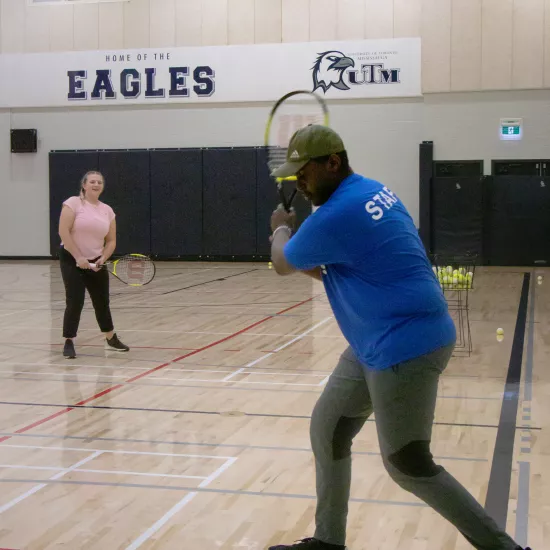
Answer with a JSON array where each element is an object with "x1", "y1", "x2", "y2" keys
[{"x1": 271, "y1": 124, "x2": 345, "y2": 179}]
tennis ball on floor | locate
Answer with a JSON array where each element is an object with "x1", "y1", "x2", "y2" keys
[
  {"x1": 268, "y1": 262, "x2": 273, "y2": 269},
  {"x1": 496, "y1": 328, "x2": 504, "y2": 335},
  {"x1": 497, "y1": 334, "x2": 504, "y2": 343}
]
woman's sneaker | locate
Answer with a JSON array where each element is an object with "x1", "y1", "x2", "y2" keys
[
  {"x1": 105, "y1": 333, "x2": 129, "y2": 352},
  {"x1": 63, "y1": 339, "x2": 76, "y2": 359},
  {"x1": 269, "y1": 539, "x2": 345, "y2": 549}
]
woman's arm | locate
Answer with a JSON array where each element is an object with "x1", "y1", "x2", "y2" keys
[
  {"x1": 58, "y1": 205, "x2": 90, "y2": 268},
  {"x1": 98, "y1": 219, "x2": 116, "y2": 265}
]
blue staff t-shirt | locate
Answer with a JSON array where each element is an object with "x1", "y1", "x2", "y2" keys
[{"x1": 284, "y1": 173, "x2": 456, "y2": 370}]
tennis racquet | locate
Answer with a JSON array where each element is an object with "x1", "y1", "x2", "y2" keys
[
  {"x1": 89, "y1": 254, "x2": 156, "y2": 286},
  {"x1": 264, "y1": 90, "x2": 329, "y2": 211}
]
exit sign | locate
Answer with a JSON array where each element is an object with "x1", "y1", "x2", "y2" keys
[{"x1": 500, "y1": 118, "x2": 522, "y2": 141}]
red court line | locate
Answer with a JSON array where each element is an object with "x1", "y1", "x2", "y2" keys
[{"x1": 0, "y1": 297, "x2": 315, "y2": 444}]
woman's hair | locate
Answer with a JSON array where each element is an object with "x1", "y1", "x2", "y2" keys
[{"x1": 79, "y1": 171, "x2": 104, "y2": 198}]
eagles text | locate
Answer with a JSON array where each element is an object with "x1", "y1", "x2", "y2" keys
[{"x1": 67, "y1": 66, "x2": 215, "y2": 100}]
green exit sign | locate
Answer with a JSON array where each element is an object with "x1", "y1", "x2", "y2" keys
[
  {"x1": 502, "y1": 125, "x2": 520, "y2": 136},
  {"x1": 500, "y1": 118, "x2": 522, "y2": 141}
]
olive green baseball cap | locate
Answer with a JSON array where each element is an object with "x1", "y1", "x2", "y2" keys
[{"x1": 271, "y1": 124, "x2": 345, "y2": 178}]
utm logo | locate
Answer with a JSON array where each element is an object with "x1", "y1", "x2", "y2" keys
[{"x1": 311, "y1": 50, "x2": 401, "y2": 94}]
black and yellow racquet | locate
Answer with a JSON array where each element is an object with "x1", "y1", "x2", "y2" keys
[
  {"x1": 264, "y1": 90, "x2": 329, "y2": 211},
  {"x1": 89, "y1": 254, "x2": 156, "y2": 286}
]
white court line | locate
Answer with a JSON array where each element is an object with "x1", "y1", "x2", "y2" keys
[
  {"x1": 222, "y1": 354, "x2": 273, "y2": 382},
  {"x1": 3, "y1": 326, "x2": 342, "y2": 335},
  {"x1": 1, "y1": 444, "x2": 234, "y2": 461},
  {"x1": 0, "y1": 327, "x2": 343, "y2": 338},
  {"x1": 1, "y1": 372, "x2": 325, "y2": 387},
  {"x1": 125, "y1": 456, "x2": 238, "y2": 550},
  {"x1": 0, "y1": 450, "x2": 102, "y2": 515},
  {"x1": 0, "y1": 361, "x2": 152, "y2": 371},
  {"x1": 125, "y1": 493, "x2": 199, "y2": 550},
  {"x1": 0, "y1": 301, "x2": 65, "y2": 319},
  {"x1": 0, "y1": 464, "x2": 206, "y2": 480},
  {"x1": 233, "y1": 370, "x2": 325, "y2": 378},
  {"x1": 96, "y1": 301, "x2": 333, "y2": 311},
  {"x1": 223, "y1": 316, "x2": 332, "y2": 382},
  {"x1": 0, "y1": 361, "x2": 332, "y2": 376},
  {"x1": 2, "y1": 368, "x2": 326, "y2": 379}
]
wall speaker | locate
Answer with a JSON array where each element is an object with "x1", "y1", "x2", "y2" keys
[{"x1": 11, "y1": 129, "x2": 37, "y2": 153}]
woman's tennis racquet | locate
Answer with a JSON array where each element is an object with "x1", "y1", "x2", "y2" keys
[
  {"x1": 264, "y1": 90, "x2": 329, "y2": 211},
  {"x1": 89, "y1": 254, "x2": 156, "y2": 286}
]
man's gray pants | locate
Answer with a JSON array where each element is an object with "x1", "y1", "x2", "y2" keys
[{"x1": 311, "y1": 343, "x2": 519, "y2": 549}]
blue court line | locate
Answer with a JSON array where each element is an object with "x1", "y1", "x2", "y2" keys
[{"x1": 484, "y1": 273, "x2": 530, "y2": 529}]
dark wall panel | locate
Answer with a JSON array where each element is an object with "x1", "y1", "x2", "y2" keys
[
  {"x1": 418, "y1": 141, "x2": 433, "y2": 253},
  {"x1": 98, "y1": 151, "x2": 151, "y2": 255},
  {"x1": 49, "y1": 151, "x2": 99, "y2": 257},
  {"x1": 486, "y1": 176, "x2": 550, "y2": 266},
  {"x1": 431, "y1": 176, "x2": 484, "y2": 259},
  {"x1": 256, "y1": 148, "x2": 280, "y2": 255},
  {"x1": 150, "y1": 149, "x2": 203, "y2": 256},
  {"x1": 202, "y1": 148, "x2": 257, "y2": 256}
]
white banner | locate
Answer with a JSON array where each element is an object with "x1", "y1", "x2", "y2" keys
[{"x1": 0, "y1": 38, "x2": 421, "y2": 108}]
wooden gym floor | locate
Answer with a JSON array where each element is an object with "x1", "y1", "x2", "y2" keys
[{"x1": 0, "y1": 260, "x2": 547, "y2": 550}]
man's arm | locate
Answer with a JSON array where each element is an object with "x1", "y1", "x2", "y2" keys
[
  {"x1": 301, "y1": 268, "x2": 323, "y2": 281},
  {"x1": 271, "y1": 227, "x2": 322, "y2": 280},
  {"x1": 270, "y1": 226, "x2": 296, "y2": 276}
]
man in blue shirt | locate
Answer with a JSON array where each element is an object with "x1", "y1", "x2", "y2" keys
[{"x1": 267, "y1": 125, "x2": 528, "y2": 550}]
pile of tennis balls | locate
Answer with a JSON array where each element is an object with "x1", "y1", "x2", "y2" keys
[{"x1": 432, "y1": 266, "x2": 474, "y2": 290}]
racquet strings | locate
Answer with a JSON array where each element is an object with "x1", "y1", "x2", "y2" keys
[
  {"x1": 267, "y1": 94, "x2": 326, "y2": 178},
  {"x1": 115, "y1": 255, "x2": 155, "y2": 285}
]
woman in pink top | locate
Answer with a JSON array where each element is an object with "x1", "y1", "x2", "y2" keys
[{"x1": 58, "y1": 171, "x2": 129, "y2": 358}]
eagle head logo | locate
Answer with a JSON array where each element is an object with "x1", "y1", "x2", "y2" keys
[{"x1": 312, "y1": 51, "x2": 355, "y2": 93}]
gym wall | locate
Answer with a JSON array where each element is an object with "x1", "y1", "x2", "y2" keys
[{"x1": 1, "y1": 0, "x2": 549, "y2": 256}]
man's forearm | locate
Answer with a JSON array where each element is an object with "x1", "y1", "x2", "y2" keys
[
  {"x1": 270, "y1": 228, "x2": 323, "y2": 280},
  {"x1": 270, "y1": 227, "x2": 296, "y2": 275},
  {"x1": 301, "y1": 268, "x2": 323, "y2": 281}
]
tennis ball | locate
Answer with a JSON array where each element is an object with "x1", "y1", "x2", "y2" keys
[
  {"x1": 452, "y1": 277, "x2": 458, "y2": 286},
  {"x1": 497, "y1": 334, "x2": 504, "y2": 343},
  {"x1": 268, "y1": 262, "x2": 273, "y2": 269},
  {"x1": 496, "y1": 328, "x2": 504, "y2": 335},
  {"x1": 458, "y1": 267, "x2": 466, "y2": 275},
  {"x1": 446, "y1": 266, "x2": 453, "y2": 274}
]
